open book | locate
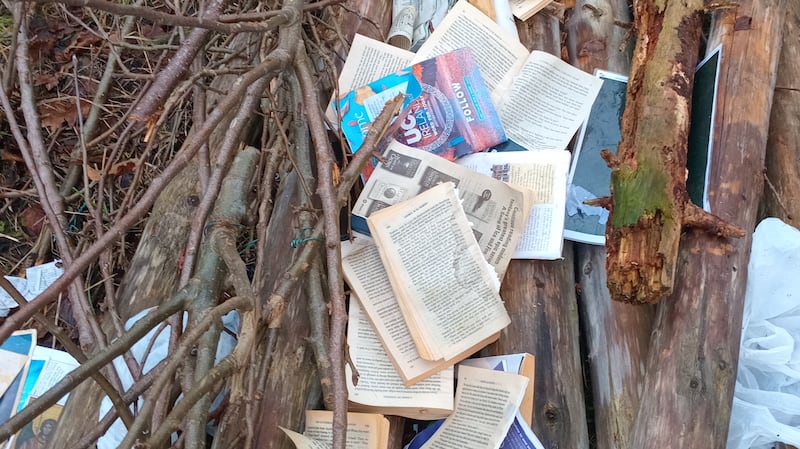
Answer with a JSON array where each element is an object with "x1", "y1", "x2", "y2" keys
[
  {"x1": 508, "y1": 0, "x2": 554, "y2": 21},
  {"x1": 366, "y1": 182, "x2": 511, "y2": 362},
  {"x1": 346, "y1": 294, "x2": 454, "y2": 417},
  {"x1": 281, "y1": 410, "x2": 390, "y2": 449},
  {"x1": 413, "y1": 0, "x2": 603, "y2": 151},
  {"x1": 350, "y1": 142, "x2": 532, "y2": 280},
  {"x1": 458, "y1": 149, "x2": 571, "y2": 259}
]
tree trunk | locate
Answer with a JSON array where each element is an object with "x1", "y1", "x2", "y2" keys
[
  {"x1": 566, "y1": 2, "x2": 654, "y2": 449},
  {"x1": 630, "y1": 1, "x2": 786, "y2": 447},
  {"x1": 759, "y1": 0, "x2": 800, "y2": 223},
  {"x1": 604, "y1": 0, "x2": 744, "y2": 305},
  {"x1": 490, "y1": 16, "x2": 589, "y2": 445}
]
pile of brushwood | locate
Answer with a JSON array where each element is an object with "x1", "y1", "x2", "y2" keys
[{"x1": 0, "y1": 0, "x2": 394, "y2": 447}]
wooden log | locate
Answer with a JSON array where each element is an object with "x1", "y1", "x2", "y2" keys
[
  {"x1": 603, "y1": 0, "x2": 745, "y2": 305},
  {"x1": 759, "y1": 0, "x2": 800, "y2": 224},
  {"x1": 566, "y1": 2, "x2": 654, "y2": 449},
  {"x1": 630, "y1": 1, "x2": 786, "y2": 447},
  {"x1": 488, "y1": 17, "x2": 588, "y2": 449},
  {"x1": 250, "y1": 170, "x2": 323, "y2": 449}
]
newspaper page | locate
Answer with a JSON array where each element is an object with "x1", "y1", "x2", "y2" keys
[
  {"x1": 497, "y1": 51, "x2": 603, "y2": 151},
  {"x1": 346, "y1": 295, "x2": 454, "y2": 418},
  {"x1": 420, "y1": 365, "x2": 528, "y2": 449},
  {"x1": 326, "y1": 34, "x2": 414, "y2": 126},
  {"x1": 303, "y1": 411, "x2": 389, "y2": 449},
  {"x1": 412, "y1": 0, "x2": 528, "y2": 101},
  {"x1": 351, "y1": 142, "x2": 532, "y2": 279},
  {"x1": 342, "y1": 237, "x2": 455, "y2": 385},
  {"x1": 458, "y1": 149, "x2": 570, "y2": 259},
  {"x1": 367, "y1": 182, "x2": 510, "y2": 362}
]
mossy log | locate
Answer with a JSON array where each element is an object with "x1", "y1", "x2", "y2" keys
[
  {"x1": 486, "y1": 12, "x2": 589, "y2": 449},
  {"x1": 603, "y1": 0, "x2": 745, "y2": 304},
  {"x1": 630, "y1": 0, "x2": 786, "y2": 447},
  {"x1": 566, "y1": 2, "x2": 654, "y2": 448}
]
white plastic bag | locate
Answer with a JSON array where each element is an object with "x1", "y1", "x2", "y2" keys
[{"x1": 728, "y1": 218, "x2": 800, "y2": 449}]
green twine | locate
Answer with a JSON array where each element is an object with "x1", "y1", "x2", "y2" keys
[{"x1": 291, "y1": 227, "x2": 321, "y2": 248}]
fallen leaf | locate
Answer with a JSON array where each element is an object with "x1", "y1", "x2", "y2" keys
[
  {"x1": 38, "y1": 98, "x2": 92, "y2": 130},
  {"x1": 21, "y1": 205, "x2": 46, "y2": 236},
  {"x1": 85, "y1": 159, "x2": 137, "y2": 181}
]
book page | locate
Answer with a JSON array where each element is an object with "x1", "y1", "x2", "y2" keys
[
  {"x1": 420, "y1": 365, "x2": 528, "y2": 449},
  {"x1": 508, "y1": 0, "x2": 553, "y2": 20},
  {"x1": 342, "y1": 237, "x2": 449, "y2": 385},
  {"x1": 498, "y1": 51, "x2": 603, "y2": 151},
  {"x1": 0, "y1": 349, "x2": 27, "y2": 399},
  {"x1": 367, "y1": 182, "x2": 510, "y2": 361},
  {"x1": 281, "y1": 427, "x2": 331, "y2": 449},
  {"x1": 304, "y1": 410, "x2": 389, "y2": 449},
  {"x1": 458, "y1": 150, "x2": 570, "y2": 259},
  {"x1": 458, "y1": 353, "x2": 536, "y2": 427},
  {"x1": 413, "y1": 0, "x2": 528, "y2": 100},
  {"x1": 326, "y1": 34, "x2": 414, "y2": 125},
  {"x1": 346, "y1": 295, "x2": 454, "y2": 418},
  {"x1": 351, "y1": 142, "x2": 531, "y2": 279}
]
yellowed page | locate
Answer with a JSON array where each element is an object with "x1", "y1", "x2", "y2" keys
[
  {"x1": 413, "y1": 0, "x2": 528, "y2": 100},
  {"x1": 509, "y1": 0, "x2": 553, "y2": 20},
  {"x1": 367, "y1": 182, "x2": 510, "y2": 361},
  {"x1": 346, "y1": 296, "x2": 454, "y2": 418},
  {"x1": 326, "y1": 34, "x2": 414, "y2": 125},
  {"x1": 303, "y1": 411, "x2": 388, "y2": 449},
  {"x1": 342, "y1": 236, "x2": 455, "y2": 385},
  {"x1": 497, "y1": 51, "x2": 604, "y2": 151},
  {"x1": 281, "y1": 427, "x2": 331, "y2": 449},
  {"x1": 421, "y1": 365, "x2": 528, "y2": 449},
  {"x1": 457, "y1": 149, "x2": 571, "y2": 259}
]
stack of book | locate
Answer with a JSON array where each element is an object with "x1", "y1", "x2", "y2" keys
[{"x1": 289, "y1": 1, "x2": 606, "y2": 448}]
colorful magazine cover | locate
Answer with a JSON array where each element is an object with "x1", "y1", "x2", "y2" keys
[{"x1": 334, "y1": 48, "x2": 506, "y2": 180}]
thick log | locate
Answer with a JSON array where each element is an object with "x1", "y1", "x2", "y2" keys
[
  {"x1": 251, "y1": 171, "x2": 322, "y2": 449},
  {"x1": 630, "y1": 1, "x2": 786, "y2": 447},
  {"x1": 566, "y1": 2, "x2": 654, "y2": 449},
  {"x1": 759, "y1": 0, "x2": 800, "y2": 223},
  {"x1": 489, "y1": 17, "x2": 588, "y2": 448},
  {"x1": 604, "y1": 0, "x2": 745, "y2": 305}
]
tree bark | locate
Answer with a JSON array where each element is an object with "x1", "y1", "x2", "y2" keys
[
  {"x1": 566, "y1": 2, "x2": 654, "y2": 449},
  {"x1": 759, "y1": 0, "x2": 800, "y2": 224},
  {"x1": 604, "y1": 0, "x2": 744, "y2": 305},
  {"x1": 490, "y1": 16, "x2": 589, "y2": 444},
  {"x1": 630, "y1": 1, "x2": 786, "y2": 447}
]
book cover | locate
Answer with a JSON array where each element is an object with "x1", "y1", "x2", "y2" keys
[{"x1": 335, "y1": 48, "x2": 507, "y2": 179}]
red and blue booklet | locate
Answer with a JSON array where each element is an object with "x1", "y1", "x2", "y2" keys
[{"x1": 334, "y1": 48, "x2": 507, "y2": 179}]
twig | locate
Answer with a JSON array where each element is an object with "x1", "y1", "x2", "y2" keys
[
  {"x1": 0, "y1": 275, "x2": 136, "y2": 428},
  {"x1": 0, "y1": 284, "x2": 194, "y2": 442},
  {"x1": 0, "y1": 30, "x2": 298, "y2": 345},
  {"x1": 218, "y1": 0, "x2": 346, "y2": 22},
  {"x1": 129, "y1": 0, "x2": 227, "y2": 123},
  {"x1": 30, "y1": 0, "x2": 293, "y2": 34}
]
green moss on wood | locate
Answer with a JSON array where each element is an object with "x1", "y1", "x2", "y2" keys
[{"x1": 610, "y1": 159, "x2": 672, "y2": 228}]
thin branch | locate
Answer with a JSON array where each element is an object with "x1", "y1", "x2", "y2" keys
[
  {"x1": 0, "y1": 34, "x2": 297, "y2": 345},
  {"x1": 0, "y1": 285, "x2": 194, "y2": 441},
  {"x1": 30, "y1": 0, "x2": 293, "y2": 34}
]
